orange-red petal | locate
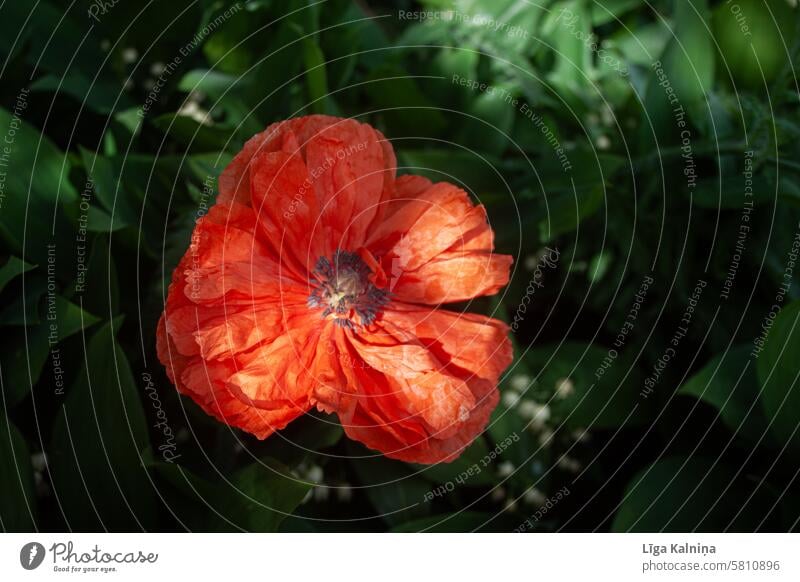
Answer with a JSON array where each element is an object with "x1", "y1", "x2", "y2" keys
[
  {"x1": 332, "y1": 305, "x2": 511, "y2": 463},
  {"x1": 367, "y1": 179, "x2": 512, "y2": 305}
]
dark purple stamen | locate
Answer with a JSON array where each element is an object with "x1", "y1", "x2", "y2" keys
[{"x1": 307, "y1": 250, "x2": 389, "y2": 328}]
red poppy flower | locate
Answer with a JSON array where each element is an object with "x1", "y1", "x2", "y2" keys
[{"x1": 157, "y1": 115, "x2": 513, "y2": 464}]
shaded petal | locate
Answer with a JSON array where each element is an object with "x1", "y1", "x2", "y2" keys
[
  {"x1": 309, "y1": 322, "x2": 351, "y2": 414},
  {"x1": 157, "y1": 317, "x2": 309, "y2": 439},
  {"x1": 332, "y1": 307, "x2": 510, "y2": 463},
  {"x1": 349, "y1": 327, "x2": 476, "y2": 437}
]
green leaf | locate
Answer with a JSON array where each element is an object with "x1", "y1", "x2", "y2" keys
[
  {"x1": 539, "y1": 185, "x2": 604, "y2": 242},
  {"x1": 45, "y1": 296, "x2": 101, "y2": 340},
  {"x1": 303, "y1": 39, "x2": 329, "y2": 114},
  {"x1": 757, "y1": 300, "x2": 800, "y2": 450},
  {"x1": 465, "y1": 0, "x2": 542, "y2": 56},
  {"x1": 670, "y1": 0, "x2": 715, "y2": 98},
  {"x1": 82, "y1": 206, "x2": 127, "y2": 233},
  {"x1": 429, "y1": 47, "x2": 478, "y2": 108},
  {"x1": 151, "y1": 456, "x2": 312, "y2": 532},
  {"x1": 202, "y1": 4, "x2": 263, "y2": 74},
  {"x1": 0, "y1": 256, "x2": 34, "y2": 293},
  {"x1": 411, "y1": 437, "x2": 494, "y2": 487},
  {"x1": 349, "y1": 443, "x2": 431, "y2": 527},
  {"x1": 692, "y1": 164, "x2": 776, "y2": 209},
  {"x1": 0, "y1": 106, "x2": 78, "y2": 271},
  {"x1": 764, "y1": 166, "x2": 800, "y2": 209},
  {"x1": 79, "y1": 148, "x2": 138, "y2": 229},
  {"x1": 147, "y1": 462, "x2": 221, "y2": 531},
  {"x1": 591, "y1": 0, "x2": 643, "y2": 25},
  {"x1": 0, "y1": 276, "x2": 45, "y2": 326},
  {"x1": 250, "y1": 412, "x2": 343, "y2": 467},
  {"x1": 364, "y1": 66, "x2": 447, "y2": 138},
  {"x1": 0, "y1": 2, "x2": 34, "y2": 61},
  {"x1": 49, "y1": 318, "x2": 156, "y2": 530},
  {"x1": 613, "y1": 456, "x2": 776, "y2": 531},
  {"x1": 152, "y1": 114, "x2": 234, "y2": 152},
  {"x1": 640, "y1": 0, "x2": 714, "y2": 141},
  {"x1": 458, "y1": 85, "x2": 516, "y2": 156},
  {"x1": 113, "y1": 108, "x2": 144, "y2": 140},
  {"x1": 528, "y1": 342, "x2": 649, "y2": 430},
  {"x1": 0, "y1": 414, "x2": 36, "y2": 531},
  {"x1": 397, "y1": 149, "x2": 514, "y2": 195},
  {"x1": 201, "y1": 1, "x2": 306, "y2": 123},
  {"x1": 185, "y1": 153, "x2": 233, "y2": 188},
  {"x1": 178, "y1": 69, "x2": 244, "y2": 100},
  {"x1": 31, "y1": 74, "x2": 135, "y2": 115},
  {"x1": 544, "y1": 0, "x2": 593, "y2": 100},
  {"x1": 588, "y1": 250, "x2": 612, "y2": 282},
  {"x1": 711, "y1": 0, "x2": 797, "y2": 89},
  {"x1": 612, "y1": 20, "x2": 671, "y2": 68},
  {"x1": 679, "y1": 345, "x2": 768, "y2": 441},
  {"x1": 68, "y1": 235, "x2": 120, "y2": 317},
  {"x1": 213, "y1": 459, "x2": 312, "y2": 532},
  {"x1": 527, "y1": 148, "x2": 624, "y2": 241},
  {"x1": 0, "y1": 2, "x2": 104, "y2": 77},
  {"x1": 1, "y1": 295, "x2": 100, "y2": 407}
]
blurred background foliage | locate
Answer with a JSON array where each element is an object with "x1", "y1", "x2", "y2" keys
[{"x1": 1, "y1": 0, "x2": 799, "y2": 532}]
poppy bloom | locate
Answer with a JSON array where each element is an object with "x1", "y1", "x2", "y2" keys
[{"x1": 157, "y1": 115, "x2": 513, "y2": 464}]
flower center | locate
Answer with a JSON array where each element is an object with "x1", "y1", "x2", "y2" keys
[{"x1": 307, "y1": 250, "x2": 389, "y2": 329}]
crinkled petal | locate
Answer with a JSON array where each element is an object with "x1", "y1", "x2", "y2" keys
[
  {"x1": 184, "y1": 202, "x2": 306, "y2": 303},
  {"x1": 157, "y1": 317, "x2": 309, "y2": 439},
  {"x1": 226, "y1": 312, "x2": 321, "y2": 407},
  {"x1": 157, "y1": 201, "x2": 314, "y2": 439},
  {"x1": 333, "y1": 305, "x2": 511, "y2": 463},
  {"x1": 220, "y1": 115, "x2": 396, "y2": 260},
  {"x1": 390, "y1": 251, "x2": 513, "y2": 304},
  {"x1": 367, "y1": 180, "x2": 512, "y2": 305},
  {"x1": 383, "y1": 303, "x2": 513, "y2": 383}
]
